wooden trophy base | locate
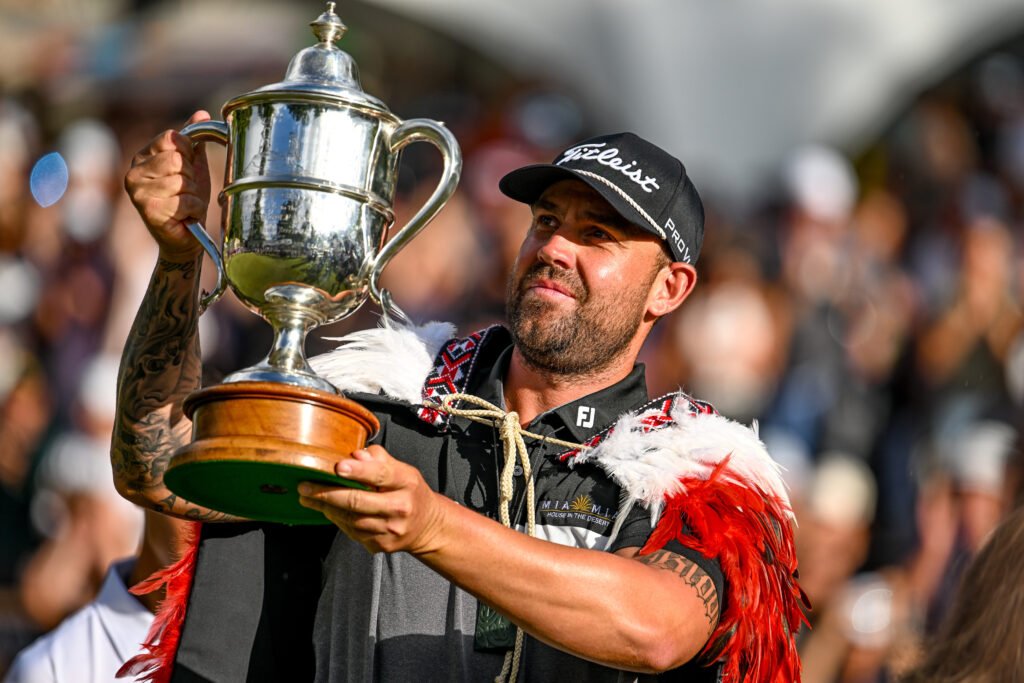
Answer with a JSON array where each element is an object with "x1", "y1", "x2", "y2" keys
[{"x1": 165, "y1": 381, "x2": 380, "y2": 525}]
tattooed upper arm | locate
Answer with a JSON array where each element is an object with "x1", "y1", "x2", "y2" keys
[{"x1": 634, "y1": 548, "x2": 721, "y2": 632}]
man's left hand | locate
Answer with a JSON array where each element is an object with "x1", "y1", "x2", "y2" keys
[{"x1": 298, "y1": 445, "x2": 447, "y2": 555}]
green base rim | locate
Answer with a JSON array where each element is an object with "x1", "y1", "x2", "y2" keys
[{"x1": 165, "y1": 459, "x2": 367, "y2": 525}]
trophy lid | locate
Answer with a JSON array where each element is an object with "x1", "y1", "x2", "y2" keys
[{"x1": 239, "y1": 2, "x2": 389, "y2": 112}]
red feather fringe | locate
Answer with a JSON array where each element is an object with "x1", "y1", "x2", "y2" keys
[
  {"x1": 117, "y1": 521, "x2": 202, "y2": 682},
  {"x1": 641, "y1": 458, "x2": 809, "y2": 682}
]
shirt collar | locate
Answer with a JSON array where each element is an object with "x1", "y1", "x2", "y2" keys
[
  {"x1": 543, "y1": 363, "x2": 649, "y2": 442},
  {"x1": 96, "y1": 558, "x2": 154, "y2": 662},
  {"x1": 464, "y1": 327, "x2": 650, "y2": 442},
  {"x1": 471, "y1": 336, "x2": 513, "y2": 411}
]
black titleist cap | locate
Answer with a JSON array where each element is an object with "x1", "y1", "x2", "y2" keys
[{"x1": 499, "y1": 132, "x2": 705, "y2": 264}]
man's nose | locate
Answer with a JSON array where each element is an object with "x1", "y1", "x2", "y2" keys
[{"x1": 536, "y1": 230, "x2": 576, "y2": 270}]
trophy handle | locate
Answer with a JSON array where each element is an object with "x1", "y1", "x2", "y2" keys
[
  {"x1": 370, "y1": 119, "x2": 462, "y2": 322},
  {"x1": 180, "y1": 120, "x2": 231, "y2": 314}
]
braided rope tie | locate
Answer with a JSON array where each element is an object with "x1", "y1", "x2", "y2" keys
[{"x1": 427, "y1": 393, "x2": 588, "y2": 683}]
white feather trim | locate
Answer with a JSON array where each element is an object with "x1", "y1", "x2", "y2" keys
[
  {"x1": 309, "y1": 321, "x2": 456, "y2": 404},
  {"x1": 574, "y1": 408, "x2": 792, "y2": 529}
]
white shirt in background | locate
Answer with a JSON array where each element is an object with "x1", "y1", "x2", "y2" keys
[{"x1": 4, "y1": 559, "x2": 153, "y2": 683}]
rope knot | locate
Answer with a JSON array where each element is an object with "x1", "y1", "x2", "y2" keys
[{"x1": 499, "y1": 411, "x2": 520, "y2": 443}]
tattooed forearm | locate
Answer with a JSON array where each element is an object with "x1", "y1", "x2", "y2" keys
[
  {"x1": 111, "y1": 256, "x2": 237, "y2": 522},
  {"x1": 637, "y1": 549, "x2": 721, "y2": 630}
]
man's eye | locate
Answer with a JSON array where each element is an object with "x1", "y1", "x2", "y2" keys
[
  {"x1": 587, "y1": 227, "x2": 613, "y2": 241},
  {"x1": 535, "y1": 215, "x2": 558, "y2": 229}
]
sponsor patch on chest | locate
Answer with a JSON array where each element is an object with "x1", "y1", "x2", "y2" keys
[{"x1": 537, "y1": 494, "x2": 617, "y2": 531}]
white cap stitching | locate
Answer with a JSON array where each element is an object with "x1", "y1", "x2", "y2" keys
[{"x1": 573, "y1": 169, "x2": 667, "y2": 240}]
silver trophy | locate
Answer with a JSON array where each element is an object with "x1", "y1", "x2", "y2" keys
[{"x1": 163, "y1": 3, "x2": 462, "y2": 524}]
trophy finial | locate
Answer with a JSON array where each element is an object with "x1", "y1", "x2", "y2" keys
[{"x1": 311, "y1": 1, "x2": 347, "y2": 45}]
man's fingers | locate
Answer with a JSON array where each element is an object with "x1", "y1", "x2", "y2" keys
[
  {"x1": 362, "y1": 445, "x2": 390, "y2": 459},
  {"x1": 131, "y1": 111, "x2": 208, "y2": 168},
  {"x1": 132, "y1": 124, "x2": 206, "y2": 176},
  {"x1": 297, "y1": 444, "x2": 437, "y2": 555},
  {"x1": 131, "y1": 147, "x2": 204, "y2": 185},
  {"x1": 174, "y1": 110, "x2": 211, "y2": 158},
  {"x1": 172, "y1": 131, "x2": 197, "y2": 159},
  {"x1": 134, "y1": 195, "x2": 208, "y2": 235},
  {"x1": 174, "y1": 195, "x2": 210, "y2": 223},
  {"x1": 298, "y1": 483, "x2": 394, "y2": 517},
  {"x1": 133, "y1": 129, "x2": 193, "y2": 163},
  {"x1": 129, "y1": 173, "x2": 202, "y2": 201},
  {"x1": 132, "y1": 149, "x2": 192, "y2": 179},
  {"x1": 135, "y1": 189, "x2": 206, "y2": 220},
  {"x1": 335, "y1": 448, "x2": 398, "y2": 490}
]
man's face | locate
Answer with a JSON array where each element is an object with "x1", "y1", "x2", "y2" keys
[{"x1": 506, "y1": 179, "x2": 667, "y2": 377}]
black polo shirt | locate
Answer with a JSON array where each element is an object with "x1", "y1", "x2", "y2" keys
[
  {"x1": 314, "y1": 326, "x2": 724, "y2": 682},
  {"x1": 171, "y1": 327, "x2": 724, "y2": 682}
]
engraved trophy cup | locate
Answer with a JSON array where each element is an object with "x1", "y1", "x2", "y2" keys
[{"x1": 162, "y1": 3, "x2": 461, "y2": 524}]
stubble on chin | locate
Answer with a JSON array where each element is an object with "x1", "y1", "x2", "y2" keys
[
  {"x1": 510, "y1": 294, "x2": 577, "y2": 363},
  {"x1": 506, "y1": 265, "x2": 580, "y2": 372},
  {"x1": 506, "y1": 264, "x2": 646, "y2": 378}
]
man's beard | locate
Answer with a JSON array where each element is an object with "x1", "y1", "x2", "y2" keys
[{"x1": 506, "y1": 262, "x2": 650, "y2": 378}]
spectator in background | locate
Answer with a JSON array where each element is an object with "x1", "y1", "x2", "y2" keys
[
  {"x1": 901, "y1": 504, "x2": 1024, "y2": 682},
  {"x1": 380, "y1": 188, "x2": 485, "y2": 326},
  {"x1": 916, "y1": 216, "x2": 1022, "y2": 421},
  {"x1": 460, "y1": 140, "x2": 543, "y2": 326},
  {"x1": 917, "y1": 418, "x2": 1020, "y2": 630},
  {"x1": 665, "y1": 236, "x2": 791, "y2": 422},
  {"x1": 29, "y1": 121, "x2": 120, "y2": 417},
  {"x1": 4, "y1": 350, "x2": 192, "y2": 682},
  {"x1": 0, "y1": 99, "x2": 39, "y2": 256},
  {"x1": 0, "y1": 335, "x2": 51, "y2": 587},
  {"x1": 795, "y1": 455, "x2": 879, "y2": 625},
  {"x1": 0, "y1": 337, "x2": 52, "y2": 672},
  {"x1": 4, "y1": 510, "x2": 190, "y2": 683},
  {"x1": 762, "y1": 145, "x2": 860, "y2": 458},
  {"x1": 17, "y1": 355, "x2": 142, "y2": 630},
  {"x1": 798, "y1": 420, "x2": 1021, "y2": 683},
  {"x1": 795, "y1": 455, "x2": 886, "y2": 683}
]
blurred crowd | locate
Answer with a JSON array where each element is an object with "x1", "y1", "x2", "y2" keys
[{"x1": 1, "y1": 4, "x2": 1022, "y2": 682}]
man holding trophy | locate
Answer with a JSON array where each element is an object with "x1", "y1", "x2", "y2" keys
[{"x1": 111, "y1": 5, "x2": 804, "y2": 682}]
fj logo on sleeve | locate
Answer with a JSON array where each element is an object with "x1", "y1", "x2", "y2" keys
[{"x1": 576, "y1": 406, "x2": 596, "y2": 429}]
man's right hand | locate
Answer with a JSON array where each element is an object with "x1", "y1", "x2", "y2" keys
[{"x1": 125, "y1": 110, "x2": 213, "y2": 262}]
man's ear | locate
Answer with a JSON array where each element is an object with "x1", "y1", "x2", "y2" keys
[{"x1": 646, "y1": 262, "x2": 698, "y2": 319}]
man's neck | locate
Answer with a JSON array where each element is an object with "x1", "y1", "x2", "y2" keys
[{"x1": 503, "y1": 347, "x2": 638, "y2": 425}]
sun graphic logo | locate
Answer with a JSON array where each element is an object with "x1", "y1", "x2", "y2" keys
[{"x1": 570, "y1": 494, "x2": 593, "y2": 513}]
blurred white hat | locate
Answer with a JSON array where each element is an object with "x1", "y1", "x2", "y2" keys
[
  {"x1": 76, "y1": 352, "x2": 121, "y2": 421},
  {"x1": 783, "y1": 144, "x2": 857, "y2": 223},
  {"x1": 943, "y1": 420, "x2": 1018, "y2": 494},
  {"x1": 808, "y1": 453, "x2": 877, "y2": 527}
]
